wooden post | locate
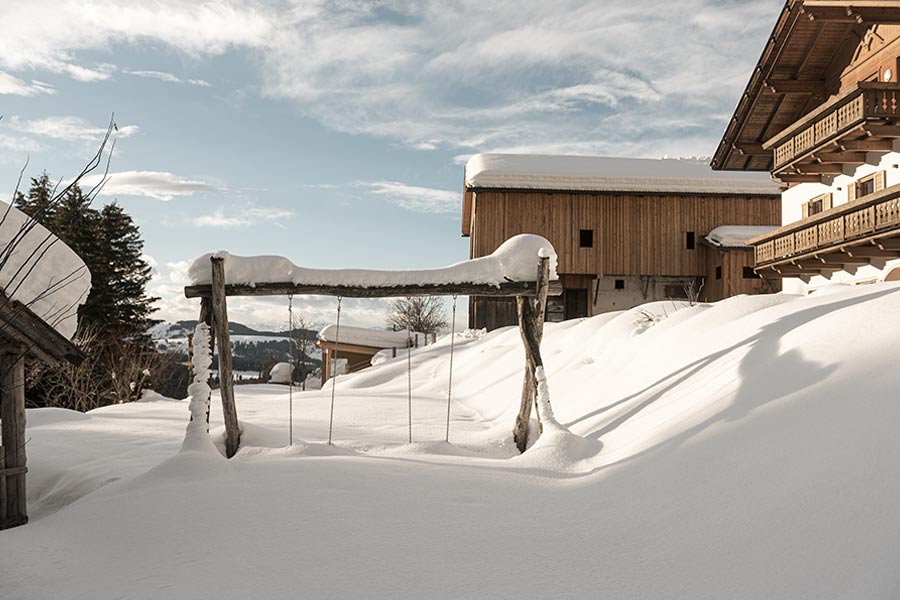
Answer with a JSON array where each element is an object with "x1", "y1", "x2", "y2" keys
[
  {"x1": 0, "y1": 445, "x2": 6, "y2": 527},
  {"x1": 210, "y1": 257, "x2": 241, "y2": 458},
  {"x1": 0, "y1": 347, "x2": 28, "y2": 529},
  {"x1": 513, "y1": 254, "x2": 550, "y2": 452}
]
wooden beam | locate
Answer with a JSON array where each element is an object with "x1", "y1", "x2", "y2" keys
[
  {"x1": 210, "y1": 257, "x2": 240, "y2": 458},
  {"x1": 876, "y1": 238, "x2": 900, "y2": 251},
  {"x1": 185, "y1": 280, "x2": 564, "y2": 300},
  {"x1": 513, "y1": 255, "x2": 550, "y2": 454},
  {"x1": 813, "y1": 151, "x2": 867, "y2": 163},
  {"x1": 0, "y1": 347, "x2": 27, "y2": 530},
  {"x1": 790, "y1": 260, "x2": 845, "y2": 270},
  {"x1": 841, "y1": 246, "x2": 900, "y2": 259},
  {"x1": 0, "y1": 292, "x2": 83, "y2": 366},
  {"x1": 765, "y1": 78, "x2": 826, "y2": 95},
  {"x1": 865, "y1": 124, "x2": 900, "y2": 138},
  {"x1": 805, "y1": 3, "x2": 900, "y2": 25},
  {"x1": 795, "y1": 164, "x2": 846, "y2": 174},
  {"x1": 838, "y1": 139, "x2": 893, "y2": 151},
  {"x1": 776, "y1": 174, "x2": 824, "y2": 184},
  {"x1": 733, "y1": 142, "x2": 768, "y2": 155}
]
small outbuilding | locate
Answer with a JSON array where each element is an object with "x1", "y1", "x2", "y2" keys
[{"x1": 316, "y1": 325, "x2": 425, "y2": 384}]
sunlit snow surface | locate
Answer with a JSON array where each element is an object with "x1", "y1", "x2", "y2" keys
[{"x1": 4, "y1": 285, "x2": 900, "y2": 599}]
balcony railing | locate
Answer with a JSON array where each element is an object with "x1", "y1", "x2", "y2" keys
[
  {"x1": 751, "y1": 183, "x2": 900, "y2": 275},
  {"x1": 765, "y1": 82, "x2": 900, "y2": 173}
]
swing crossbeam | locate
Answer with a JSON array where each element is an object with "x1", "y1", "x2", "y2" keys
[
  {"x1": 186, "y1": 255, "x2": 559, "y2": 458},
  {"x1": 184, "y1": 280, "x2": 562, "y2": 299}
]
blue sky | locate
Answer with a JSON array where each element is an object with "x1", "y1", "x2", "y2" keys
[{"x1": 0, "y1": 0, "x2": 781, "y2": 329}]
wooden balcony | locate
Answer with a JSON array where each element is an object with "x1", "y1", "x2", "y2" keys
[
  {"x1": 764, "y1": 82, "x2": 900, "y2": 180},
  {"x1": 750, "y1": 183, "x2": 900, "y2": 278}
]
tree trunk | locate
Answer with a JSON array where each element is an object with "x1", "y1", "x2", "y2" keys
[{"x1": 0, "y1": 347, "x2": 28, "y2": 529}]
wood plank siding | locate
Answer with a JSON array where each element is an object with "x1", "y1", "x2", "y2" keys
[{"x1": 469, "y1": 191, "x2": 781, "y2": 277}]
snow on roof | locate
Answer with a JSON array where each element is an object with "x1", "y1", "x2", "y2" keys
[
  {"x1": 318, "y1": 325, "x2": 421, "y2": 349},
  {"x1": 705, "y1": 225, "x2": 780, "y2": 249},
  {"x1": 465, "y1": 154, "x2": 779, "y2": 195},
  {"x1": 0, "y1": 201, "x2": 91, "y2": 339},
  {"x1": 189, "y1": 234, "x2": 558, "y2": 287}
]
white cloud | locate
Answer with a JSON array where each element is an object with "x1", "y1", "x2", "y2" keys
[
  {"x1": 0, "y1": 71, "x2": 55, "y2": 96},
  {"x1": 364, "y1": 181, "x2": 458, "y2": 214},
  {"x1": 0, "y1": 1, "x2": 782, "y2": 157},
  {"x1": 124, "y1": 69, "x2": 210, "y2": 87},
  {"x1": 81, "y1": 171, "x2": 222, "y2": 201},
  {"x1": 193, "y1": 205, "x2": 294, "y2": 228},
  {"x1": 6, "y1": 116, "x2": 138, "y2": 142}
]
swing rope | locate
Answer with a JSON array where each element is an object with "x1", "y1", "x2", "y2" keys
[
  {"x1": 445, "y1": 295, "x2": 457, "y2": 443},
  {"x1": 327, "y1": 295, "x2": 342, "y2": 445},
  {"x1": 406, "y1": 298, "x2": 413, "y2": 444},
  {"x1": 288, "y1": 294, "x2": 294, "y2": 447}
]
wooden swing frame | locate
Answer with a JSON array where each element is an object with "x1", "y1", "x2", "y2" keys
[{"x1": 184, "y1": 254, "x2": 560, "y2": 457}]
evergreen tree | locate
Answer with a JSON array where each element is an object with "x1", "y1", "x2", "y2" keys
[{"x1": 14, "y1": 172, "x2": 55, "y2": 221}]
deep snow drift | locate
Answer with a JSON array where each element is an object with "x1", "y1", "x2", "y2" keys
[{"x1": 3, "y1": 284, "x2": 900, "y2": 599}]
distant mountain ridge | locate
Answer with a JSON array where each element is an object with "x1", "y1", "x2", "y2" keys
[{"x1": 151, "y1": 320, "x2": 318, "y2": 340}]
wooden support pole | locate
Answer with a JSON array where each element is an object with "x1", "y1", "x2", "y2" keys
[
  {"x1": 513, "y1": 254, "x2": 551, "y2": 453},
  {"x1": 0, "y1": 347, "x2": 27, "y2": 529},
  {"x1": 210, "y1": 257, "x2": 241, "y2": 458}
]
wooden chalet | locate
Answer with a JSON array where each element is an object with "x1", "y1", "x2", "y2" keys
[
  {"x1": 316, "y1": 325, "x2": 427, "y2": 383},
  {"x1": 713, "y1": 0, "x2": 900, "y2": 289},
  {"x1": 462, "y1": 154, "x2": 781, "y2": 329},
  {"x1": 0, "y1": 292, "x2": 83, "y2": 530}
]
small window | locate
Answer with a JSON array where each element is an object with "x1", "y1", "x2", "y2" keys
[
  {"x1": 614, "y1": 279, "x2": 625, "y2": 290},
  {"x1": 579, "y1": 229, "x2": 593, "y2": 248},
  {"x1": 686, "y1": 231, "x2": 696, "y2": 250},
  {"x1": 856, "y1": 174, "x2": 877, "y2": 198},
  {"x1": 743, "y1": 266, "x2": 759, "y2": 279},
  {"x1": 715, "y1": 266, "x2": 722, "y2": 280},
  {"x1": 803, "y1": 193, "x2": 832, "y2": 217}
]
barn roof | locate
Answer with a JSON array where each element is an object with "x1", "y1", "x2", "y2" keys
[
  {"x1": 465, "y1": 154, "x2": 779, "y2": 195},
  {"x1": 317, "y1": 325, "x2": 421, "y2": 350}
]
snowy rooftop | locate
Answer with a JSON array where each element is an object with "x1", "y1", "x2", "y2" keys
[
  {"x1": 318, "y1": 325, "x2": 421, "y2": 349},
  {"x1": 465, "y1": 154, "x2": 780, "y2": 195},
  {"x1": 705, "y1": 225, "x2": 780, "y2": 249}
]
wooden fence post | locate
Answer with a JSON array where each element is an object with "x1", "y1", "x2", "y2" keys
[
  {"x1": 513, "y1": 254, "x2": 550, "y2": 452},
  {"x1": 210, "y1": 256, "x2": 241, "y2": 458},
  {"x1": 0, "y1": 347, "x2": 28, "y2": 529}
]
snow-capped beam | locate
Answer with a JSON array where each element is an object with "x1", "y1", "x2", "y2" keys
[{"x1": 184, "y1": 280, "x2": 563, "y2": 299}]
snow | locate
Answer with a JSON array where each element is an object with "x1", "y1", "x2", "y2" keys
[
  {"x1": 269, "y1": 361, "x2": 292, "y2": 384},
  {"x1": 465, "y1": 153, "x2": 780, "y2": 195},
  {"x1": 182, "y1": 323, "x2": 216, "y2": 453},
  {"x1": 318, "y1": 324, "x2": 422, "y2": 349},
  {"x1": 705, "y1": 225, "x2": 780, "y2": 248},
  {"x1": 5, "y1": 284, "x2": 900, "y2": 598},
  {"x1": 0, "y1": 200, "x2": 91, "y2": 339},
  {"x1": 188, "y1": 233, "x2": 559, "y2": 287}
]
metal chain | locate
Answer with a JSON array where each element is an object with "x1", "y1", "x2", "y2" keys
[
  {"x1": 288, "y1": 294, "x2": 294, "y2": 447},
  {"x1": 406, "y1": 297, "x2": 413, "y2": 444},
  {"x1": 445, "y1": 295, "x2": 457, "y2": 443},
  {"x1": 327, "y1": 296, "x2": 342, "y2": 445}
]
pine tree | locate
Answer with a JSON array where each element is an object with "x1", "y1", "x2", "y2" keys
[{"x1": 14, "y1": 172, "x2": 55, "y2": 220}]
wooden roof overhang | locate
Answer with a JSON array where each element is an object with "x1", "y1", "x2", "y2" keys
[
  {"x1": 0, "y1": 291, "x2": 83, "y2": 366},
  {"x1": 314, "y1": 339, "x2": 390, "y2": 355},
  {"x1": 185, "y1": 280, "x2": 563, "y2": 299},
  {"x1": 711, "y1": 0, "x2": 900, "y2": 173},
  {"x1": 748, "y1": 181, "x2": 900, "y2": 277}
]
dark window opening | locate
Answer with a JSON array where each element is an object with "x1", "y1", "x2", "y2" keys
[
  {"x1": 579, "y1": 229, "x2": 593, "y2": 248},
  {"x1": 808, "y1": 198, "x2": 824, "y2": 216},
  {"x1": 686, "y1": 231, "x2": 696, "y2": 250},
  {"x1": 743, "y1": 266, "x2": 759, "y2": 279},
  {"x1": 857, "y1": 176, "x2": 876, "y2": 198},
  {"x1": 614, "y1": 279, "x2": 625, "y2": 290},
  {"x1": 664, "y1": 284, "x2": 688, "y2": 300},
  {"x1": 715, "y1": 266, "x2": 722, "y2": 280}
]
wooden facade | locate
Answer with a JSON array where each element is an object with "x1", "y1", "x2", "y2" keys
[
  {"x1": 713, "y1": 1, "x2": 900, "y2": 279},
  {"x1": 465, "y1": 189, "x2": 781, "y2": 329}
]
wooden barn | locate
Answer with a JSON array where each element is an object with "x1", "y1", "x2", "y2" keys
[
  {"x1": 712, "y1": 0, "x2": 900, "y2": 292},
  {"x1": 462, "y1": 154, "x2": 782, "y2": 329},
  {"x1": 317, "y1": 325, "x2": 427, "y2": 383}
]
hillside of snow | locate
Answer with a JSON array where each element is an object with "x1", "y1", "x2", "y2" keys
[{"x1": 3, "y1": 284, "x2": 900, "y2": 598}]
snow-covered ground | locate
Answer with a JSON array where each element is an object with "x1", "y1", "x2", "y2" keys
[{"x1": 3, "y1": 285, "x2": 900, "y2": 598}]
